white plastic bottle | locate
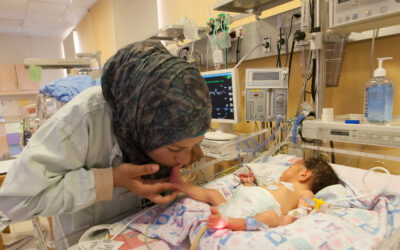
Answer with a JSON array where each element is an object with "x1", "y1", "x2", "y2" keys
[{"x1": 364, "y1": 57, "x2": 394, "y2": 123}]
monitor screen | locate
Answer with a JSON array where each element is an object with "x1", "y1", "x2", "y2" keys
[{"x1": 201, "y1": 68, "x2": 240, "y2": 124}]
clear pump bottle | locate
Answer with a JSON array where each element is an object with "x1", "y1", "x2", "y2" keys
[{"x1": 364, "y1": 57, "x2": 394, "y2": 123}]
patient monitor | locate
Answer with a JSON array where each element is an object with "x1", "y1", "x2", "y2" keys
[{"x1": 201, "y1": 68, "x2": 241, "y2": 141}]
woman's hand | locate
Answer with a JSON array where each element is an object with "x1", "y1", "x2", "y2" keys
[{"x1": 112, "y1": 163, "x2": 179, "y2": 204}]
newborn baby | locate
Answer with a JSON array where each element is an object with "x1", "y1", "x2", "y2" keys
[{"x1": 172, "y1": 158, "x2": 339, "y2": 230}]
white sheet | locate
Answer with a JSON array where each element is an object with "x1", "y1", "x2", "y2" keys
[{"x1": 124, "y1": 154, "x2": 400, "y2": 249}]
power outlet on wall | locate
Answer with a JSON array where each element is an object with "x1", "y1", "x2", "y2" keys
[
  {"x1": 263, "y1": 37, "x2": 271, "y2": 53},
  {"x1": 277, "y1": 10, "x2": 301, "y2": 29},
  {"x1": 284, "y1": 10, "x2": 301, "y2": 28},
  {"x1": 231, "y1": 26, "x2": 243, "y2": 39}
]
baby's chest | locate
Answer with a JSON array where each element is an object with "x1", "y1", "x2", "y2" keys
[{"x1": 264, "y1": 185, "x2": 299, "y2": 209}]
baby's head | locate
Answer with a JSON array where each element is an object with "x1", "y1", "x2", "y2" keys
[{"x1": 280, "y1": 157, "x2": 339, "y2": 193}]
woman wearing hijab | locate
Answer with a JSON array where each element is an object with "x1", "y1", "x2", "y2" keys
[{"x1": 0, "y1": 40, "x2": 211, "y2": 248}]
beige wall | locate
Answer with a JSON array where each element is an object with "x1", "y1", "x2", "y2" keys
[
  {"x1": 325, "y1": 35, "x2": 400, "y2": 116},
  {"x1": 113, "y1": 0, "x2": 158, "y2": 49},
  {"x1": 74, "y1": 0, "x2": 116, "y2": 64},
  {"x1": 0, "y1": 34, "x2": 64, "y2": 86},
  {"x1": 62, "y1": 32, "x2": 75, "y2": 59},
  {"x1": 157, "y1": 0, "x2": 301, "y2": 28}
]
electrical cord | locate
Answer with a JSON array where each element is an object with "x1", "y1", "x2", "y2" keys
[
  {"x1": 287, "y1": 38, "x2": 296, "y2": 87},
  {"x1": 311, "y1": 58, "x2": 316, "y2": 102},
  {"x1": 298, "y1": 112, "x2": 315, "y2": 143},
  {"x1": 329, "y1": 141, "x2": 335, "y2": 164},
  {"x1": 236, "y1": 37, "x2": 241, "y2": 63},
  {"x1": 225, "y1": 48, "x2": 228, "y2": 69},
  {"x1": 310, "y1": 0, "x2": 315, "y2": 31},
  {"x1": 276, "y1": 43, "x2": 281, "y2": 67},
  {"x1": 234, "y1": 44, "x2": 263, "y2": 69},
  {"x1": 285, "y1": 14, "x2": 296, "y2": 67},
  {"x1": 302, "y1": 55, "x2": 314, "y2": 101},
  {"x1": 206, "y1": 34, "x2": 209, "y2": 71}
]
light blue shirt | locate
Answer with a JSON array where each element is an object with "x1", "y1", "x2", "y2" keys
[{"x1": 0, "y1": 86, "x2": 144, "y2": 248}]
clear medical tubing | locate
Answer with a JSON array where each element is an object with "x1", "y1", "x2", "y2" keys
[
  {"x1": 291, "y1": 114, "x2": 306, "y2": 144},
  {"x1": 236, "y1": 117, "x2": 283, "y2": 166},
  {"x1": 236, "y1": 116, "x2": 282, "y2": 154}
]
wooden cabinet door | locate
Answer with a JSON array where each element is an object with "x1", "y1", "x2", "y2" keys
[
  {"x1": 0, "y1": 65, "x2": 18, "y2": 91},
  {"x1": 15, "y1": 64, "x2": 39, "y2": 90}
]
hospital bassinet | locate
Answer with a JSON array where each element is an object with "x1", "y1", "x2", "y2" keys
[{"x1": 77, "y1": 154, "x2": 400, "y2": 250}]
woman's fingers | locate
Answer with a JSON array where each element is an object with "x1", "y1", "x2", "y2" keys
[
  {"x1": 142, "y1": 178, "x2": 169, "y2": 184},
  {"x1": 129, "y1": 164, "x2": 160, "y2": 178},
  {"x1": 148, "y1": 190, "x2": 180, "y2": 204},
  {"x1": 134, "y1": 181, "x2": 178, "y2": 196},
  {"x1": 113, "y1": 163, "x2": 183, "y2": 204}
]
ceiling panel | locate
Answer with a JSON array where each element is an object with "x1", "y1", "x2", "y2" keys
[
  {"x1": 28, "y1": 1, "x2": 67, "y2": 14},
  {"x1": 0, "y1": 9, "x2": 25, "y2": 20},
  {"x1": 24, "y1": 19, "x2": 57, "y2": 29},
  {"x1": 0, "y1": 24, "x2": 22, "y2": 34},
  {"x1": 22, "y1": 26, "x2": 53, "y2": 36},
  {"x1": 65, "y1": 5, "x2": 87, "y2": 17},
  {"x1": 71, "y1": 0, "x2": 97, "y2": 8},
  {"x1": 33, "y1": 0, "x2": 71, "y2": 4},
  {"x1": 0, "y1": 0, "x2": 98, "y2": 38},
  {"x1": 0, "y1": 19, "x2": 23, "y2": 26},
  {"x1": 61, "y1": 14, "x2": 82, "y2": 25},
  {"x1": 0, "y1": 0, "x2": 27, "y2": 11},
  {"x1": 51, "y1": 26, "x2": 73, "y2": 38},
  {"x1": 25, "y1": 11, "x2": 61, "y2": 22}
]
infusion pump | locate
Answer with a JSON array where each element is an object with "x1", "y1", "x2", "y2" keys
[
  {"x1": 245, "y1": 68, "x2": 288, "y2": 121},
  {"x1": 329, "y1": 0, "x2": 400, "y2": 32}
]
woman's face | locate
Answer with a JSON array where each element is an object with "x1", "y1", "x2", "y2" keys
[{"x1": 147, "y1": 136, "x2": 204, "y2": 167}]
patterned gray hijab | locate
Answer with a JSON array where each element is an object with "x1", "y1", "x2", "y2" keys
[{"x1": 101, "y1": 40, "x2": 211, "y2": 174}]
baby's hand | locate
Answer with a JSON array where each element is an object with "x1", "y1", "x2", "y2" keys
[
  {"x1": 238, "y1": 171, "x2": 255, "y2": 186},
  {"x1": 169, "y1": 164, "x2": 184, "y2": 185},
  {"x1": 207, "y1": 207, "x2": 227, "y2": 229}
]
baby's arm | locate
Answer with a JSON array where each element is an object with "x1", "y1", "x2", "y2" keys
[
  {"x1": 175, "y1": 182, "x2": 226, "y2": 206},
  {"x1": 280, "y1": 189, "x2": 314, "y2": 225},
  {"x1": 298, "y1": 190, "x2": 314, "y2": 209},
  {"x1": 208, "y1": 207, "x2": 281, "y2": 230},
  {"x1": 170, "y1": 165, "x2": 226, "y2": 206}
]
